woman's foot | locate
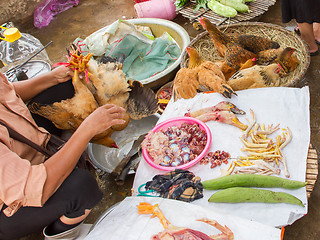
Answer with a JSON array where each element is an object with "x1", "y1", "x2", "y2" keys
[
  {"x1": 310, "y1": 47, "x2": 319, "y2": 56},
  {"x1": 295, "y1": 25, "x2": 320, "y2": 44}
]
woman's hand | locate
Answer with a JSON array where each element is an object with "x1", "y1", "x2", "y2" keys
[
  {"x1": 51, "y1": 66, "x2": 74, "y2": 84},
  {"x1": 81, "y1": 104, "x2": 126, "y2": 137}
]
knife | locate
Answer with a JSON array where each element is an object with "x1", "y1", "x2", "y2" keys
[
  {"x1": 111, "y1": 133, "x2": 147, "y2": 178},
  {"x1": 115, "y1": 151, "x2": 141, "y2": 186}
]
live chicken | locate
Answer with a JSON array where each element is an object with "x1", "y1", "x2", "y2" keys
[
  {"x1": 215, "y1": 57, "x2": 257, "y2": 81},
  {"x1": 227, "y1": 63, "x2": 283, "y2": 91},
  {"x1": 257, "y1": 47, "x2": 300, "y2": 76},
  {"x1": 199, "y1": 17, "x2": 280, "y2": 71},
  {"x1": 173, "y1": 47, "x2": 235, "y2": 100},
  {"x1": 29, "y1": 47, "x2": 159, "y2": 148}
]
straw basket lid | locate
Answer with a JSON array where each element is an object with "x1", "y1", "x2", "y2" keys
[{"x1": 181, "y1": 22, "x2": 311, "y2": 87}]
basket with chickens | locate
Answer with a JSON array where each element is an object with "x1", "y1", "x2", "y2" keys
[
  {"x1": 178, "y1": 18, "x2": 309, "y2": 97},
  {"x1": 28, "y1": 45, "x2": 159, "y2": 148}
]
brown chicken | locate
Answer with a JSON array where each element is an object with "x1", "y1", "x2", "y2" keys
[
  {"x1": 29, "y1": 47, "x2": 159, "y2": 148},
  {"x1": 215, "y1": 57, "x2": 257, "y2": 81},
  {"x1": 257, "y1": 47, "x2": 300, "y2": 76},
  {"x1": 173, "y1": 47, "x2": 235, "y2": 100},
  {"x1": 227, "y1": 63, "x2": 283, "y2": 91},
  {"x1": 199, "y1": 17, "x2": 280, "y2": 71}
]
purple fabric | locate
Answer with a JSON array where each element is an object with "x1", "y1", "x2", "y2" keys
[{"x1": 34, "y1": 0, "x2": 79, "y2": 29}]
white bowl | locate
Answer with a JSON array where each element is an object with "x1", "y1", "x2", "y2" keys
[{"x1": 127, "y1": 18, "x2": 190, "y2": 89}]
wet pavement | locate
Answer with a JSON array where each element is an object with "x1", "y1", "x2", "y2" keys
[{"x1": 4, "y1": 0, "x2": 320, "y2": 239}]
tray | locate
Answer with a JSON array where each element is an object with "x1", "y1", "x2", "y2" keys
[
  {"x1": 177, "y1": 0, "x2": 277, "y2": 26},
  {"x1": 307, "y1": 145, "x2": 318, "y2": 199}
]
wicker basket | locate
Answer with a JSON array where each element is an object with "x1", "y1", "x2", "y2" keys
[
  {"x1": 181, "y1": 22, "x2": 311, "y2": 87},
  {"x1": 177, "y1": 0, "x2": 276, "y2": 26}
]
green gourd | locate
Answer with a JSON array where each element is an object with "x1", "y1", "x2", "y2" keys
[
  {"x1": 217, "y1": 0, "x2": 249, "y2": 12},
  {"x1": 207, "y1": 0, "x2": 238, "y2": 18},
  {"x1": 202, "y1": 174, "x2": 307, "y2": 190},
  {"x1": 208, "y1": 187, "x2": 305, "y2": 207}
]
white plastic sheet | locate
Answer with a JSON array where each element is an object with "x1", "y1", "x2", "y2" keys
[
  {"x1": 133, "y1": 86, "x2": 310, "y2": 227},
  {"x1": 85, "y1": 196, "x2": 281, "y2": 240}
]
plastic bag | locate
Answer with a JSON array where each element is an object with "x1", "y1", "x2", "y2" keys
[{"x1": 34, "y1": 0, "x2": 79, "y2": 29}]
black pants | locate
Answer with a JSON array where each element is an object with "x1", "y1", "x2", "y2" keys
[
  {"x1": 0, "y1": 168, "x2": 103, "y2": 240},
  {"x1": 28, "y1": 80, "x2": 75, "y2": 136}
]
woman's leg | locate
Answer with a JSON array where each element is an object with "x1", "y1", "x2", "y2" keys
[
  {"x1": 28, "y1": 80, "x2": 75, "y2": 136},
  {"x1": 297, "y1": 22, "x2": 319, "y2": 53},
  {"x1": 313, "y1": 22, "x2": 320, "y2": 43},
  {"x1": 0, "y1": 169, "x2": 102, "y2": 240}
]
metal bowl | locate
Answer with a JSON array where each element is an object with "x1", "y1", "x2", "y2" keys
[{"x1": 88, "y1": 114, "x2": 160, "y2": 173}]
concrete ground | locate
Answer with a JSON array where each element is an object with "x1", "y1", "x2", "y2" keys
[{"x1": 4, "y1": 0, "x2": 319, "y2": 239}]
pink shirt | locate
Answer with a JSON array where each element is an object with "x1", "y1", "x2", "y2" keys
[{"x1": 0, "y1": 75, "x2": 50, "y2": 217}]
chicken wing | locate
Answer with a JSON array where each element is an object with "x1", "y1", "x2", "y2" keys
[
  {"x1": 29, "y1": 46, "x2": 159, "y2": 148},
  {"x1": 173, "y1": 47, "x2": 235, "y2": 100}
]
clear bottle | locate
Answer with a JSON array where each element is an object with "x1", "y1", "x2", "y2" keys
[{"x1": 0, "y1": 26, "x2": 50, "y2": 67}]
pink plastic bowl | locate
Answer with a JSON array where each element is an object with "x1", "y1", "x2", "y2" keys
[{"x1": 142, "y1": 117, "x2": 212, "y2": 171}]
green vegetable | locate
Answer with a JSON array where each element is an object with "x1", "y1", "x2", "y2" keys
[
  {"x1": 175, "y1": 0, "x2": 190, "y2": 8},
  {"x1": 217, "y1": 0, "x2": 249, "y2": 12},
  {"x1": 194, "y1": 0, "x2": 208, "y2": 11},
  {"x1": 208, "y1": 187, "x2": 305, "y2": 207},
  {"x1": 244, "y1": 0, "x2": 255, "y2": 2},
  {"x1": 207, "y1": 0, "x2": 237, "y2": 17},
  {"x1": 202, "y1": 174, "x2": 307, "y2": 190}
]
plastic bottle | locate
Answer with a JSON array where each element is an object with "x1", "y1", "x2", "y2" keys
[{"x1": 0, "y1": 26, "x2": 50, "y2": 66}]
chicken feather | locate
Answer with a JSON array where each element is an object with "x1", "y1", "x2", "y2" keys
[
  {"x1": 227, "y1": 63, "x2": 282, "y2": 91},
  {"x1": 29, "y1": 49, "x2": 159, "y2": 148},
  {"x1": 173, "y1": 47, "x2": 235, "y2": 100}
]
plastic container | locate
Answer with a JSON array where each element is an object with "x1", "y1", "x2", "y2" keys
[
  {"x1": 0, "y1": 27, "x2": 50, "y2": 66},
  {"x1": 142, "y1": 117, "x2": 212, "y2": 171},
  {"x1": 134, "y1": 0, "x2": 150, "y2": 2},
  {"x1": 134, "y1": 0, "x2": 177, "y2": 20}
]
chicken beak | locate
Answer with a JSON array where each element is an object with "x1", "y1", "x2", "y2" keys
[
  {"x1": 227, "y1": 103, "x2": 246, "y2": 115},
  {"x1": 111, "y1": 143, "x2": 118, "y2": 148},
  {"x1": 232, "y1": 117, "x2": 248, "y2": 131}
]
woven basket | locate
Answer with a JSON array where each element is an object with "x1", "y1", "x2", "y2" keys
[
  {"x1": 181, "y1": 22, "x2": 311, "y2": 87},
  {"x1": 177, "y1": 0, "x2": 276, "y2": 26}
]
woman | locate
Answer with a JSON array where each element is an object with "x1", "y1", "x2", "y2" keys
[
  {"x1": 281, "y1": 0, "x2": 320, "y2": 56},
  {"x1": 0, "y1": 66, "x2": 125, "y2": 239}
]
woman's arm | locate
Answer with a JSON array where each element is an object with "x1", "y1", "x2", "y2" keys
[
  {"x1": 41, "y1": 104, "x2": 126, "y2": 204},
  {"x1": 12, "y1": 66, "x2": 73, "y2": 102}
]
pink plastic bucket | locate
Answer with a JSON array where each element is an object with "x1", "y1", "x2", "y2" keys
[
  {"x1": 134, "y1": 0, "x2": 177, "y2": 20},
  {"x1": 142, "y1": 117, "x2": 212, "y2": 171}
]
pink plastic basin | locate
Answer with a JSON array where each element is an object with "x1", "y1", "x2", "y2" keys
[{"x1": 142, "y1": 117, "x2": 212, "y2": 171}]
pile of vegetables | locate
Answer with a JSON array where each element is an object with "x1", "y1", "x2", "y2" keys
[
  {"x1": 175, "y1": 0, "x2": 255, "y2": 18},
  {"x1": 202, "y1": 174, "x2": 307, "y2": 207}
]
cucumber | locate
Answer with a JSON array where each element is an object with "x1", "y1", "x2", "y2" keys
[
  {"x1": 207, "y1": 0, "x2": 237, "y2": 18},
  {"x1": 202, "y1": 174, "x2": 307, "y2": 190},
  {"x1": 217, "y1": 0, "x2": 249, "y2": 12},
  {"x1": 208, "y1": 187, "x2": 305, "y2": 207}
]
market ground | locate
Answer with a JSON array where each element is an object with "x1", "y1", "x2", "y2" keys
[{"x1": 9, "y1": 0, "x2": 320, "y2": 239}]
